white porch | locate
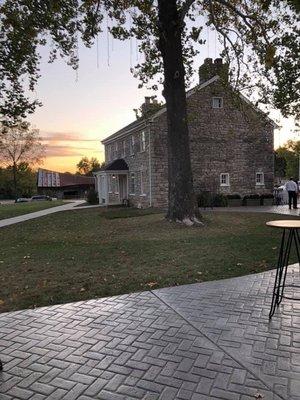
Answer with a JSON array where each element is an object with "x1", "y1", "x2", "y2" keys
[{"x1": 95, "y1": 159, "x2": 129, "y2": 206}]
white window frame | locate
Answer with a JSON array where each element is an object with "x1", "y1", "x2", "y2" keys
[
  {"x1": 220, "y1": 173, "x2": 230, "y2": 187},
  {"x1": 122, "y1": 140, "x2": 126, "y2": 158},
  {"x1": 140, "y1": 171, "x2": 146, "y2": 196},
  {"x1": 129, "y1": 136, "x2": 135, "y2": 156},
  {"x1": 212, "y1": 97, "x2": 223, "y2": 109},
  {"x1": 256, "y1": 172, "x2": 264, "y2": 186},
  {"x1": 107, "y1": 145, "x2": 111, "y2": 162},
  {"x1": 114, "y1": 142, "x2": 118, "y2": 159},
  {"x1": 129, "y1": 172, "x2": 135, "y2": 195},
  {"x1": 140, "y1": 131, "x2": 146, "y2": 152}
]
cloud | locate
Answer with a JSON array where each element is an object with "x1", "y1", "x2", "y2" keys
[
  {"x1": 45, "y1": 145, "x2": 97, "y2": 157},
  {"x1": 39, "y1": 131, "x2": 101, "y2": 157},
  {"x1": 40, "y1": 131, "x2": 99, "y2": 143}
]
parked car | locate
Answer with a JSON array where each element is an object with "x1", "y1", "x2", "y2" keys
[
  {"x1": 15, "y1": 198, "x2": 30, "y2": 203},
  {"x1": 31, "y1": 195, "x2": 52, "y2": 201}
]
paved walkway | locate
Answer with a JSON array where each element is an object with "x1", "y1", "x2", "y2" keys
[
  {"x1": 1, "y1": 266, "x2": 300, "y2": 399},
  {"x1": 201, "y1": 205, "x2": 300, "y2": 216},
  {"x1": 0, "y1": 201, "x2": 86, "y2": 228}
]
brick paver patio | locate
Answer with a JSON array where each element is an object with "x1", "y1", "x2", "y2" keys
[{"x1": 0, "y1": 266, "x2": 300, "y2": 399}]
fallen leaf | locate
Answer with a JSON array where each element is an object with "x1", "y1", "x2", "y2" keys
[
  {"x1": 146, "y1": 282, "x2": 158, "y2": 288},
  {"x1": 0, "y1": 299, "x2": 5, "y2": 306}
]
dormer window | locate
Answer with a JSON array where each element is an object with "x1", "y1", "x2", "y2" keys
[{"x1": 212, "y1": 97, "x2": 223, "y2": 109}]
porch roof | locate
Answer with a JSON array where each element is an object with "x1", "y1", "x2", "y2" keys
[{"x1": 104, "y1": 158, "x2": 129, "y2": 171}]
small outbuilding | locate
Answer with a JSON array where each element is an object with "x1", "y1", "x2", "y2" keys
[{"x1": 37, "y1": 169, "x2": 95, "y2": 199}]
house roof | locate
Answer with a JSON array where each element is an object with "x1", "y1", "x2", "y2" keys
[
  {"x1": 101, "y1": 75, "x2": 277, "y2": 145},
  {"x1": 102, "y1": 118, "x2": 147, "y2": 145}
]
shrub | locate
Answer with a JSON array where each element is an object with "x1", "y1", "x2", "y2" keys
[
  {"x1": 213, "y1": 194, "x2": 228, "y2": 207},
  {"x1": 87, "y1": 188, "x2": 98, "y2": 204},
  {"x1": 261, "y1": 193, "x2": 274, "y2": 199},
  {"x1": 226, "y1": 194, "x2": 241, "y2": 199},
  {"x1": 196, "y1": 191, "x2": 212, "y2": 207},
  {"x1": 197, "y1": 192, "x2": 228, "y2": 207},
  {"x1": 242, "y1": 194, "x2": 261, "y2": 206},
  {"x1": 243, "y1": 194, "x2": 260, "y2": 200}
]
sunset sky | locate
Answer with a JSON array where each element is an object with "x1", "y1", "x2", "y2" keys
[{"x1": 28, "y1": 30, "x2": 298, "y2": 173}]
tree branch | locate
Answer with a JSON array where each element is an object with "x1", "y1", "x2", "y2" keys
[{"x1": 180, "y1": 0, "x2": 197, "y2": 23}]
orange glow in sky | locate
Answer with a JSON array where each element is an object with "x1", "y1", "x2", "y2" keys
[{"x1": 27, "y1": 36, "x2": 297, "y2": 173}]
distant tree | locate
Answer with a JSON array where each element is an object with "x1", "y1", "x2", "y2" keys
[
  {"x1": 0, "y1": 121, "x2": 44, "y2": 198},
  {"x1": 0, "y1": 163, "x2": 37, "y2": 198},
  {"x1": 274, "y1": 151, "x2": 287, "y2": 178},
  {"x1": 76, "y1": 157, "x2": 101, "y2": 176},
  {"x1": 275, "y1": 140, "x2": 300, "y2": 180}
]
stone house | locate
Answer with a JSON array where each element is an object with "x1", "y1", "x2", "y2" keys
[{"x1": 95, "y1": 58, "x2": 276, "y2": 208}]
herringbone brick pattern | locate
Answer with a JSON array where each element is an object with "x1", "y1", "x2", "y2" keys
[
  {"x1": 0, "y1": 268, "x2": 297, "y2": 399},
  {"x1": 155, "y1": 265, "x2": 300, "y2": 400}
]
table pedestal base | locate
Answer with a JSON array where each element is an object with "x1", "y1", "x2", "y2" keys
[{"x1": 269, "y1": 227, "x2": 300, "y2": 318}]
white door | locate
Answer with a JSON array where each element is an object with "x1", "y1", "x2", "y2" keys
[
  {"x1": 99, "y1": 174, "x2": 108, "y2": 204},
  {"x1": 119, "y1": 175, "x2": 128, "y2": 202}
]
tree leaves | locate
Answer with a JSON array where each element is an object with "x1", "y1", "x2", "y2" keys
[{"x1": 0, "y1": 0, "x2": 299, "y2": 122}]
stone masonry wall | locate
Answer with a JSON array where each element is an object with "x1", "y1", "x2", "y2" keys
[
  {"x1": 104, "y1": 79, "x2": 274, "y2": 209},
  {"x1": 150, "y1": 80, "x2": 274, "y2": 207},
  {"x1": 104, "y1": 126, "x2": 152, "y2": 208}
]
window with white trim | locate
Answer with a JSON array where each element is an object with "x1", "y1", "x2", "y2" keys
[
  {"x1": 129, "y1": 172, "x2": 135, "y2": 194},
  {"x1": 122, "y1": 140, "x2": 126, "y2": 158},
  {"x1": 256, "y1": 172, "x2": 264, "y2": 185},
  {"x1": 220, "y1": 173, "x2": 230, "y2": 186},
  {"x1": 107, "y1": 145, "x2": 112, "y2": 162},
  {"x1": 140, "y1": 171, "x2": 145, "y2": 195},
  {"x1": 129, "y1": 136, "x2": 135, "y2": 155},
  {"x1": 212, "y1": 97, "x2": 223, "y2": 109},
  {"x1": 140, "y1": 131, "x2": 146, "y2": 152},
  {"x1": 114, "y1": 142, "x2": 118, "y2": 159}
]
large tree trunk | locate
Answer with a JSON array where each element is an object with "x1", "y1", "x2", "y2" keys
[{"x1": 157, "y1": 0, "x2": 200, "y2": 224}]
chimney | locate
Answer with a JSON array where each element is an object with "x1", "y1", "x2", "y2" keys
[
  {"x1": 140, "y1": 96, "x2": 160, "y2": 117},
  {"x1": 199, "y1": 58, "x2": 228, "y2": 84},
  {"x1": 141, "y1": 97, "x2": 151, "y2": 115}
]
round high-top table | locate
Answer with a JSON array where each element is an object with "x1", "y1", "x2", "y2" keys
[{"x1": 267, "y1": 220, "x2": 300, "y2": 318}]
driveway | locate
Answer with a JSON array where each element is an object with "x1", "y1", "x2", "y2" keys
[{"x1": 0, "y1": 266, "x2": 299, "y2": 399}]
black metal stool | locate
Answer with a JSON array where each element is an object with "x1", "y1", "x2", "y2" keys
[{"x1": 267, "y1": 220, "x2": 300, "y2": 318}]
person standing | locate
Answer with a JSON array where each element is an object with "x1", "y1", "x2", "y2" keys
[
  {"x1": 293, "y1": 179, "x2": 299, "y2": 209},
  {"x1": 285, "y1": 177, "x2": 298, "y2": 209}
]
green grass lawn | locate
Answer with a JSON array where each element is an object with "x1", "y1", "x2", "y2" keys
[
  {"x1": 0, "y1": 208, "x2": 298, "y2": 312},
  {"x1": 0, "y1": 200, "x2": 66, "y2": 220}
]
